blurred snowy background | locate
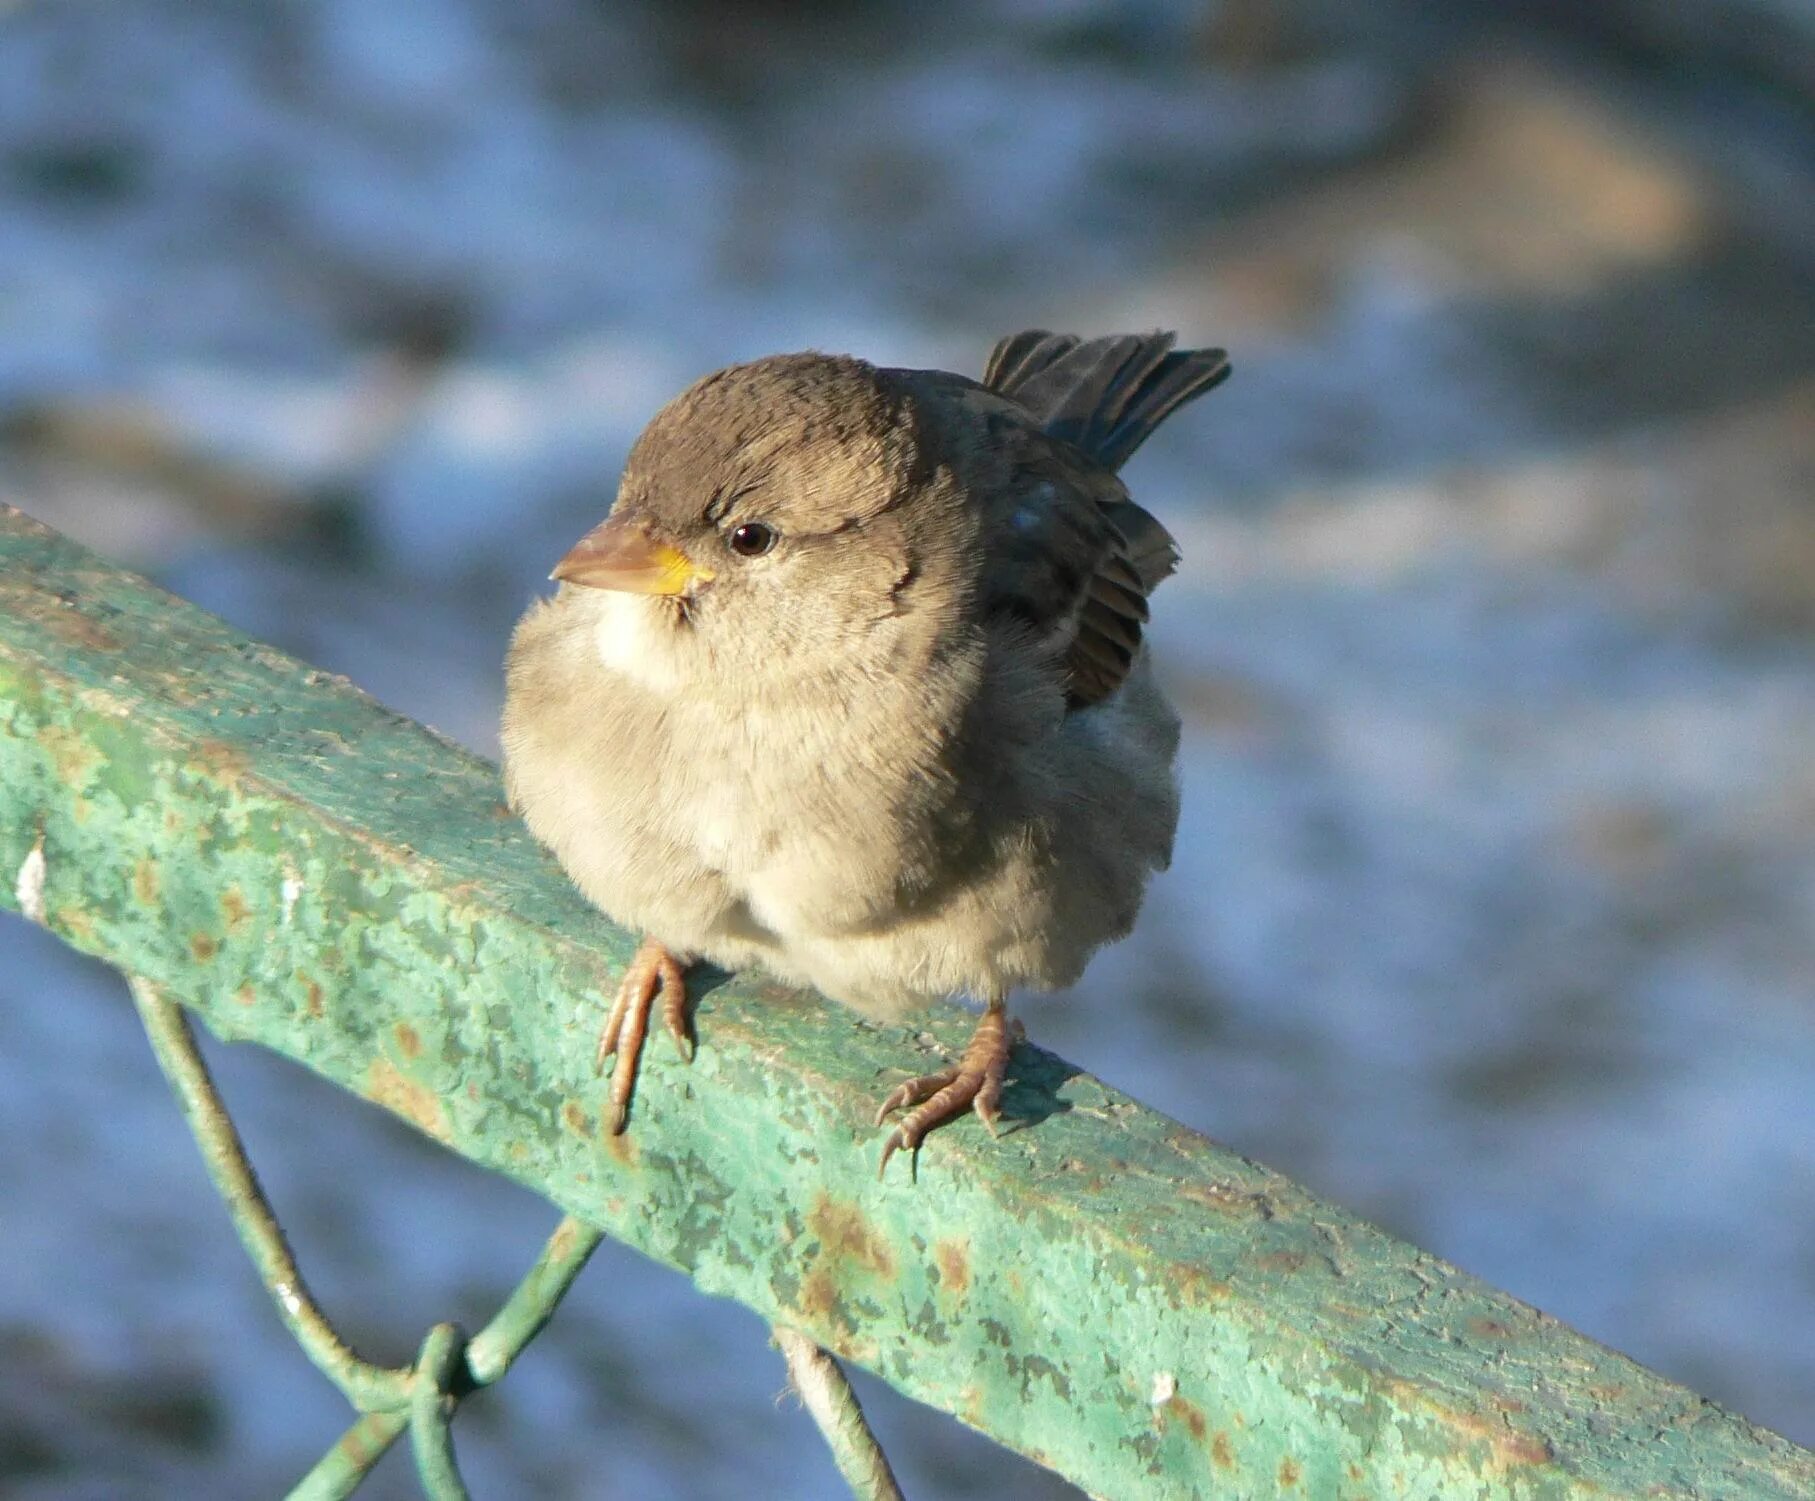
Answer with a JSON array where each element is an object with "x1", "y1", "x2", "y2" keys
[{"x1": 1, "y1": 0, "x2": 1812, "y2": 1495}]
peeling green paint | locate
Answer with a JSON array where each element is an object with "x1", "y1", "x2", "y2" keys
[{"x1": 2, "y1": 505, "x2": 1812, "y2": 1500}]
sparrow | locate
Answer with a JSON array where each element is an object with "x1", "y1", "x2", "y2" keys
[{"x1": 501, "y1": 330, "x2": 1229, "y2": 1173}]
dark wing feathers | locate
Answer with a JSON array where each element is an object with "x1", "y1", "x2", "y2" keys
[
  {"x1": 897, "y1": 332, "x2": 1223, "y2": 708},
  {"x1": 980, "y1": 331, "x2": 1081, "y2": 395},
  {"x1": 1082, "y1": 579, "x2": 1145, "y2": 653},
  {"x1": 1101, "y1": 497, "x2": 1181, "y2": 593},
  {"x1": 960, "y1": 429, "x2": 1168, "y2": 711},
  {"x1": 1067, "y1": 622, "x2": 1134, "y2": 705},
  {"x1": 969, "y1": 329, "x2": 1225, "y2": 707},
  {"x1": 983, "y1": 329, "x2": 1230, "y2": 473}
]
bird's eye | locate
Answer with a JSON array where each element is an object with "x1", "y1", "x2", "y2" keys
[{"x1": 727, "y1": 521, "x2": 777, "y2": 558}]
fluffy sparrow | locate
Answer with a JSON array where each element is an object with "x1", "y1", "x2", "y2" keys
[{"x1": 502, "y1": 331, "x2": 1229, "y2": 1172}]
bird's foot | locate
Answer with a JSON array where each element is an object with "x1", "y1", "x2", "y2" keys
[
  {"x1": 875, "y1": 1003, "x2": 1014, "y2": 1178},
  {"x1": 596, "y1": 937, "x2": 693, "y2": 1134}
]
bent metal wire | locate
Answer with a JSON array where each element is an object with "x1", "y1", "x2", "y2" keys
[{"x1": 125, "y1": 976, "x2": 900, "y2": 1501}]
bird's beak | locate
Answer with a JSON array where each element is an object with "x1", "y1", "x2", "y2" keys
[{"x1": 550, "y1": 515, "x2": 714, "y2": 595}]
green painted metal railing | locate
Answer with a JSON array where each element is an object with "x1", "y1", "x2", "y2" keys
[{"x1": 2, "y1": 503, "x2": 1811, "y2": 1499}]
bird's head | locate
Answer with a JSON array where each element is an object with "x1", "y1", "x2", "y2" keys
[{"x1": 552, "y1": 353, "x2": 972, "y2": 687}]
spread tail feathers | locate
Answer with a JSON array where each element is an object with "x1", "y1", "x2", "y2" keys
[{"x1": 983, "y1": 330, "x2": 1230, "y2": 472}]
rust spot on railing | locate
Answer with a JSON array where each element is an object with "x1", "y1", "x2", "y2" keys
[
  {"x1": 220, "y1": 885, "x2": 251, "y2": 931},
  {"x1": 1171, "y1": 1265, "x2": 1233, "y2": 1305},
  {"x1": 192, "y1": 738, "x2": 250, "y2": 784},
  {"x1": 1447, "y1": 1408, "x2": 1557, "y2": 1469},
  {"x1": 1156, "y1": 1391, "x2": 1208, "y2": 1445},
  {"x1": 39, "y1": 725, "x2": 102, "y2": 792},
  {"x1": 604, "y1": 1126, "x2": 639, "y2": 1167},
  {"x1": 32, "y1": 602, "x2": 123, "y2": 654},
  {"x1": 807, "y1": 1194, "x2": 895, "y2": 1282},
  {"x1": 365, "y1": 1057, "x2": 451, "y2": 1142},
  {"x1": 798, "y1": 1267, "x2": 840, "y2": 1325},
  {"x1": 934, "y1": 1238, "x2": 970, "y2": 1299}
]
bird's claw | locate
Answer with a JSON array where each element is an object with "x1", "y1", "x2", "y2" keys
[
  {"x1": 874, "y1": 1005, "x2": 1012, "y2": 1178},
  {"x1": 595, "y1": 939, "x2": 692, "y2": 1134}
]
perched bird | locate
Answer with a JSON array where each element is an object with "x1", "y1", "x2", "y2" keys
[{"x1": 502, "y1": 331, "x2": 1229, "y2": 1172}]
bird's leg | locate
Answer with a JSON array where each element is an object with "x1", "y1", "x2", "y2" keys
[
  {"x1": 875, "y1": 995, "x2": 1013, "y2": 1177},
  {"x1": 596, "y1": 936, "x2": 694, "y2": 1134}
]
